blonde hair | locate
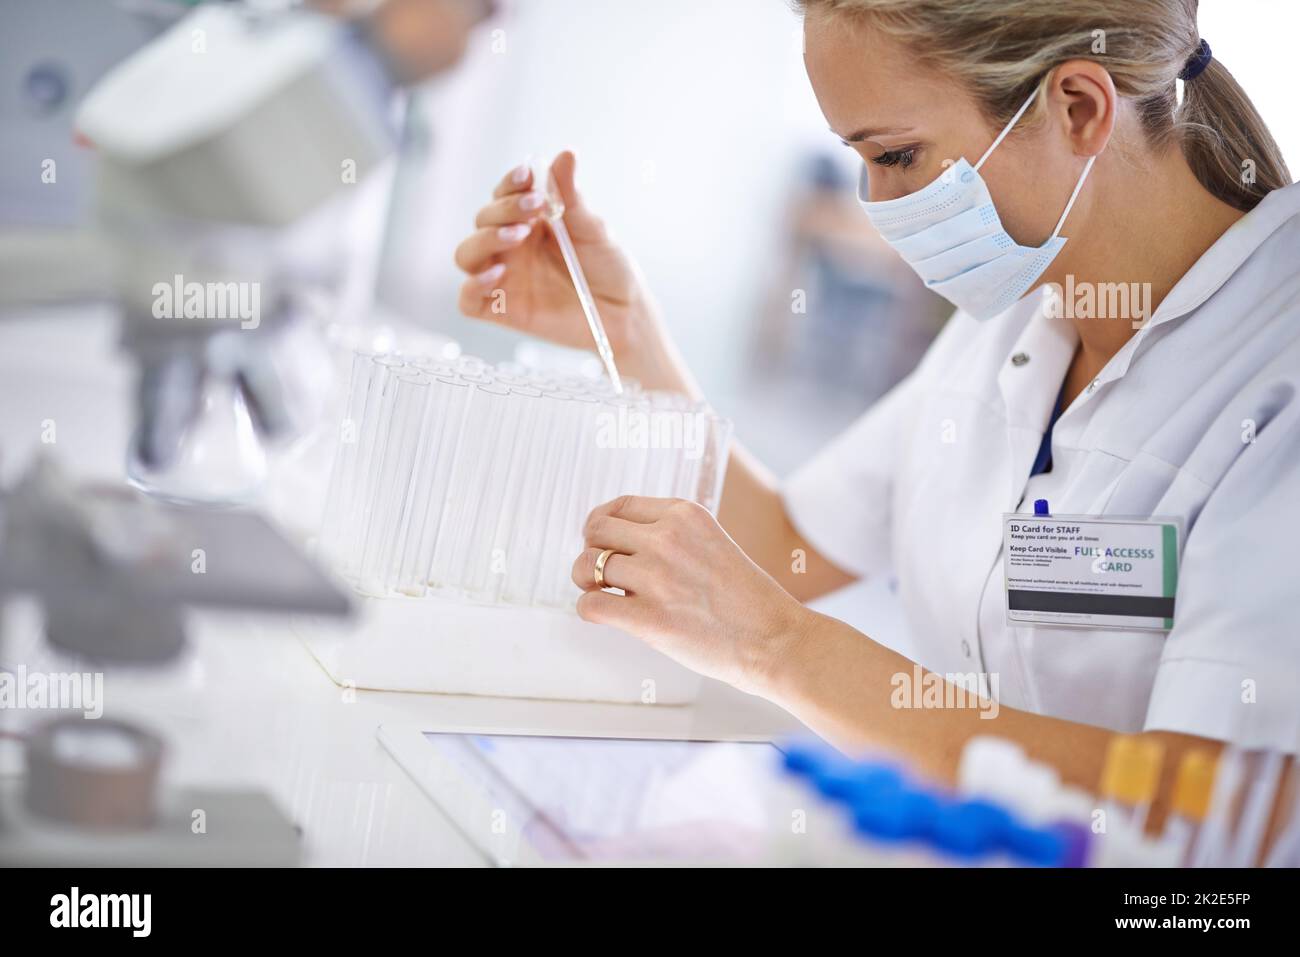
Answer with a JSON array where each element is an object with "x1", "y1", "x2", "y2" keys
[{"x1": 798, "y1": 0, "x2": 1291, "y2": 211}]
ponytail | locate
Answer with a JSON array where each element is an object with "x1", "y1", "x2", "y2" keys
[{"x1": 1177, "y1": 58, "x2": 1292, "y2": 212}]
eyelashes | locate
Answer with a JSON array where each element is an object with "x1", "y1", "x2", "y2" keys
[{"x1": 872, "y1": 147, "x2": 919, "y2": 169}]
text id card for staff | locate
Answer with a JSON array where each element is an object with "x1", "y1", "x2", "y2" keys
[{"x1": 1002, "y1": 514, "x2": 1180, "y2": 631}]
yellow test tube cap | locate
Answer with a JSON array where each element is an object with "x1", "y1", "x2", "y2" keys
[
  {"x1": 1171, "y1": 750, "x2": 1217, "y2": 822},
  {"x1": 1100, "y1": 735, "x2": 1165, "y2": 805}
]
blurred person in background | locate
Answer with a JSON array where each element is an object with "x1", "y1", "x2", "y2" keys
[
  {"x1": 331, "y1": 0, "x2": 495, "y2": 81},
  {"x1": 749, "y1": 154, "x2": 948, "y2": 435},
  {"x1": 453, "y1": 0, "x2": 1299, "y2": 837}
]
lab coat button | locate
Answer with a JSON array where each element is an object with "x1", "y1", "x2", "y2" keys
[
  {"x1": 1010, "y1": 352, "x2": 1029, "y2": 367},
  {"x1": 961, "y1": 639, "x2": 972, "y2": 658},
  {"x1": 1087, "y1": 379, "x2": 1099, "y2": 393}
]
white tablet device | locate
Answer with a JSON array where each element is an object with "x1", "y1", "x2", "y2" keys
[{"x1": 377, "y1": 724, "x2": 786, "y2": 866}]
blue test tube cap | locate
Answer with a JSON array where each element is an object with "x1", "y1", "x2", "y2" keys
[
  {"x1": 780, "y1": 740, "x2": 905, "y2": 804},
  {"x1": 928, "y1": 798, "x2": 1015, "y2": 859},
  {"x1": 1046, "y1": 821, "x2": 1091, "y2": 868},
  {"x1": 780, "y1": 739, "x2": 842, "y2": 778},
  {"x1": 852, "y1": 789, "x2": 943, "y2": 843},
  {"x1": 1034, "y1": 498, "x2": 1050, "y2": 516},
  {"x1": 1003, "y1": 823, "x2": 1071, "y2": 867},
  {"x1": 812, "y1": 762, "x2": 904, "y2": 803}
]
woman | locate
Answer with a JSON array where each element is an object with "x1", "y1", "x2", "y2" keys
[{"x1": 453, "y1": 0, "x2": 1299, "y2": 817}]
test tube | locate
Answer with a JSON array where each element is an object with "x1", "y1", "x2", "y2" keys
[
  {"x1": 1161, "y1": 750, "x2": 1217, "y2": 866},
  {"x1": 413, "y1": 357, "x2": 458, "y2": 379},
  {"x1": 1188, "y1": 745, "x2": 1247, "y2": 867},
  {"x1": 480, "y1": 385, "x2": 545, "y2": 602},
  {"x1": 319, "y1": 351, "x2": 375, "y2": 564},
  {"x1": 553, "y1": 374, "x2": 582, "y2": 392},
  {"x1": 1098, "y1": 735, "x2": 1165, "y2": 835},
  {"x1": 456, "y1": 355, "x2": 488, "y2": 376},
  {"x1": 390, "y1": 371, "x2": 439, "y2": 591},
  {"x1": 534, "y1": 392, "x2": 600, "y2": 606},
  {"x1": 342, "y1": 355, "x2": 404, "y2": 580},
  {"x1": 1229, "y1": 750, "x2": 1285, "y2": 867},
  {"x1": 390, "y1": 373, "x2": 459, "y2": 596},
  {"x1": 557, "y1": 395, "x2": 618, "y2": 604},
  {"x1": 427, "y1": 380, "x2": 482, "y2": 595},
  {"x1": 669, "y1": 392, "x2": 698, "y2": 497},
  {"x1": 395, "y1": 375, "x2": 472, "y2": 596},
  {"x1": 358, "y1": 371, "x2": 429, "y2": 594},
  {"x1": 640, "y1": 395, "x2": 680, "y2": 499},
  {"x1": 523, "y1": 391, "x2": 584, "y2": 605},
  {"x1": 671, "y1": 401, "x2": 711, "y2": 502},
  {"x1": 459, "y1": 384, "x2": 532, "y2": 601},
  {"x1": 611, "y1": 395, "x2": 650, "y2": 507},
  {"x1": 695, "y1": 411, "x2": 734, "y2": 514},
  {"x1": 676, "y1": 444, "x2": 705, "y2": 503},
  {"x1": 320, "y1": 350, "x2": 733, "y2": 609},
  {"x1": 591, "y1": 395, "x2": 634, "y2": 505},
  {"x1": 425, "y1": 377, "x2": 481, "y2": 592},
  {"x1": 526, "y1": 370, "x2": 559, "y2": 391},
  {"x1": 433, "y1": 381, "x2": 511, "y2": 599},
  {"x1": 1264, "y1": 762, "x2": 1300, "y2": 866},
  {"x1": 503, "y1": 390, "x2": 571, "y2": 605}
]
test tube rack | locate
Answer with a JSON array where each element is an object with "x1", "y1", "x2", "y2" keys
[{"x1": 298, "y1": 352, "x2": 732, "y2": 704}]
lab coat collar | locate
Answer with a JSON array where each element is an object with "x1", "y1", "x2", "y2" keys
[
  {"x1": 990, "y1": 182, "x2": 1300, "y2": 498},
  {"x1": 1151, "y1": 180, "x2": 1300, "y2": 326},
  {"x1": 996, "y1": 303, "x2": 1077, "y2": 431},
  {"x1": 1100, "y1": 181, "x2": 1300, "y2": 380},
  {"x1": 993, "y1": 301, "x2": 1077, "y2": 507}
]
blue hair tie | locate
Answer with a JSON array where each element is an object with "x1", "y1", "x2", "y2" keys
[{"x1": 1178, "y1": 38, "x2": 1212, "y2": 81}]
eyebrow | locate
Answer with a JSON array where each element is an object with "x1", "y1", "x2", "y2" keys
[{"x1": 834, "y1": 125, "x2": 913, "y2": 144}]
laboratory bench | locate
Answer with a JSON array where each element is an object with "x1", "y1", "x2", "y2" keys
[{"x1": 0, "y1": 306, "x2": 802, "y2": 866}]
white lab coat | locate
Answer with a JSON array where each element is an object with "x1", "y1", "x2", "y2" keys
[{"x1": 783, "y1": 180, "x2": 1300, "y2": 752}]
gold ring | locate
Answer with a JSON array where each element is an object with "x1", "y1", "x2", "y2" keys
[{"x1": 594, "y1": 548, "x2": 618, "y2": 588}]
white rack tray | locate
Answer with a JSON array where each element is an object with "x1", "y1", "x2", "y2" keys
[{"x1": 294, "y1": 593, "x2": 703, "y2": 705}]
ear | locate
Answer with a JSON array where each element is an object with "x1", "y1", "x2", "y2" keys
[{"x1": 1044, "y1": 59, "x2": 1117, "y2": 158}]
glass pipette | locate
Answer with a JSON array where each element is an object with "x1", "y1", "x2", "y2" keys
[{"x1": 536, "y1": 163, "x2": 624, "y2": 393}]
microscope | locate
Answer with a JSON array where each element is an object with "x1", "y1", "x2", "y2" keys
[{"x1": 0, "y1": 0, "x2": 491, "y2": 864}]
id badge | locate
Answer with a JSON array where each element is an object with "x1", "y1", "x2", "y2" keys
[{"x1": 1002, "y1": 510, "x2": 1180, "y2": 631}]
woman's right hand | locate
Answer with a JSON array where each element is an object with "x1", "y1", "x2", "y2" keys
[{"x1": 455, "y1": 151, "x2": 649, "y2": 363}]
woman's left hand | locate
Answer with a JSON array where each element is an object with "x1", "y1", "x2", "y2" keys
[{"x1": 572, "y1": 496, "x2": 812, "y2": 695}]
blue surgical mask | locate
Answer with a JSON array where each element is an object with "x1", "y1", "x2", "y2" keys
[{"x1": 857, "y1": 91, "x2": 1096, "y2": 320}]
